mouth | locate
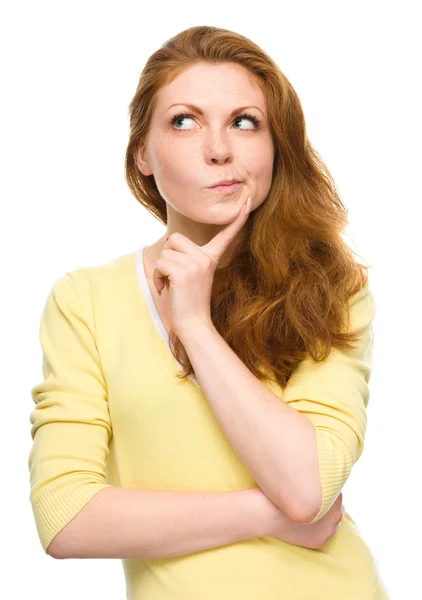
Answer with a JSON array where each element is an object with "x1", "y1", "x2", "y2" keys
[{"x1": 207, "y1": 182, "x2": 242, "y2": 194}]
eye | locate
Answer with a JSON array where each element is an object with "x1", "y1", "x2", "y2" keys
[
  {"x1": 170, "y1": 113, "x2": 196, "y2": 130},
  {"x1": 233, "y1": 112, "x2": 262, "y2": 130},
  {"x1": 170, "y1": 111, "x2": 262, "y2": 131}
]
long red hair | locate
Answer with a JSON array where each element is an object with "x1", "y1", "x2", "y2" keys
[{"x1": 125, "y1": 25, "x2": 371, "y2": 389}]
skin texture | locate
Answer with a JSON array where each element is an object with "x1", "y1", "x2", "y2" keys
[
  {"x1": 146, "y1": 199, "x2": 252, "y2": 337},
  {"x1": 136, "y1": 61, "x2": 275, "y2": 269}
]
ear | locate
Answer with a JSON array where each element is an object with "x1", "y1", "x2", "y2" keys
[{"x1": 136, "y1": 144, "x2": 153, "y2": 176}]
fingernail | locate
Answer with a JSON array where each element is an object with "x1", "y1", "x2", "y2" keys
[{"x1": 245, "y1": 197, "x2": 252, "y2": 215}]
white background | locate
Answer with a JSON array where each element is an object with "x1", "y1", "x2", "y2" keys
[{"x1": 2, "y1": 1, "x2": 420, "y2": 598}]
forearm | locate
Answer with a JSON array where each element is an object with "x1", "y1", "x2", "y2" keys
[
  {"x1": 178, "y1": 324, "x2": 321, "y2": 522},
  {"x1": 48, "y1": 486, "x2": 269, "y2": 560}
]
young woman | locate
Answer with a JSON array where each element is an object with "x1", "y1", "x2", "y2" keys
[{"x1": 28, "y1": 25, "x2": 389, "y2": 600}]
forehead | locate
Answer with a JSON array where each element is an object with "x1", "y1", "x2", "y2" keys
[{"x1": 155, "y1": 62, "x2": 265, "y2": 111}]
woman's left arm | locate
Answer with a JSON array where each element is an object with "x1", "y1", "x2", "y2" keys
[
  {"x1": 178, "y1": 281, "x2": 375, "y2": 526},
  {"x1": 178, "y1": 322, "x2": 322, "y2": 524}
]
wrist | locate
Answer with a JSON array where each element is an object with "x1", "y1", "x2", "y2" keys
[
  {"x1": 244, "y1": 488, "x2": 278, "y2": 538},
  {"x1": 176, "y1": 320, "x2": 216, "y2": 343}
]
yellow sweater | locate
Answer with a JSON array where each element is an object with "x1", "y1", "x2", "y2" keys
[{"x1": 28, "y1": 246, "x2": 390, "y2": 599}]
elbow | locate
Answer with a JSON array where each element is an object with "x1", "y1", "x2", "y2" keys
[
  {"x1": 298, "y1": 491, "x2": 323, "y2": 524},
  {"x1": 46, "y1": 535, "x2": 68, "y2": 560},
  {"x1": 282, "y1": 429, "x2": 323, "y2": 523},
  {"x1": 276, "y1": 484, "x2": 322, "y2": 524},
  {"x1": 298, "y1": 501, "x2": 322, "y2": 524},
  {"x1": 283, "y1": 500, "x2": 321, "y2": 524},
  {"x1": 301, "y1": 485, "x2": 323, "y2": 524}
]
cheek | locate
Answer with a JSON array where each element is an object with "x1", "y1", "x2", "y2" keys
[
  {"x1": 155, "y1": 142, "x2": 196, "y2": 180},
  {"x1": 247, "y1": 145, "x2": 274, "y2": 201},
  {"x1": 151, "y1": 147, "x2": 195, "y2": 203},
  {"x1": 246, "y1": 150, "x2": 273, "y2": 185},
  {"x1": 243, "y1": 137, "x2": 273, "y2": 168},
  {"x1": 259, "y1": 145, "x2": 275, "y2": 181}
]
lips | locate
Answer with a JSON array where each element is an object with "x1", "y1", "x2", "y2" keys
[
  {"x1": 209, "y1": 179, "x2": 241, "y2": 188},
  {"x1": 208, "y1": 182, "x2": 242, "y2": 194}
]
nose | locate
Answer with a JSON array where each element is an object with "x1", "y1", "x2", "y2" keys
[{"x1": 205, "y1": 135, "x2": 233, "y2": 165}]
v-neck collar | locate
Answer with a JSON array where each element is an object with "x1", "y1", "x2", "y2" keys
[{"x1": 135, "y1": 245, "x2": 200, "y2": 388}]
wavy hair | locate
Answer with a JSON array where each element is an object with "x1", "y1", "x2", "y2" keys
[{"x1": 125, "y1": 25, "x2": 371, "y2": 389}]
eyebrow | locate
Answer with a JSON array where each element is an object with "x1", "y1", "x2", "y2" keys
[{"x1": 165, "y1": 103, "x2": 265, "y2": 117}]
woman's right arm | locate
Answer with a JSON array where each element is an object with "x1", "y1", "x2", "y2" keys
[
  {"x1": 28, "y1": 271, "x2": 275, "y2": 560},
  {"x1": 48, "y1": 487, "x2": 269, "y2": 559},
  {"x1": 49, "y1": 486, "x2": 344, "y2": 559}
]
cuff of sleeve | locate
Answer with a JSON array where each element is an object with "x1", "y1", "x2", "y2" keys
[
  {"x1": 307, "y1": 429, "x2": 354, "y2": 523},
  {"x1": 30, "y1": 476, "x2": 115, "y2": 553}
]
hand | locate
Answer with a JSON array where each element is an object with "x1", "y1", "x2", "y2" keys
[
  {"x1": 263, "y1": 492, "x2": 346, "y2": 550},
  {"x1": 152, "y1": 193, "x2": 253, "y2": 337}
]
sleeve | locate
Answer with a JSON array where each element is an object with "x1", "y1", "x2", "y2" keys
[
  {"x1": 28, "y1": 269, "x2": 114, "y2": 554},
  {"x1": 282, "y1": 279, "x2": 376, "y2": 523}
]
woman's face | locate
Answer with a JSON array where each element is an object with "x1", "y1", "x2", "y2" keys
[{"x1": 136, "y1": 62, "x2": 275, "y2": 231}]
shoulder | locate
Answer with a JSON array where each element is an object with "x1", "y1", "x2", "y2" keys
[
  {"x1": 346, "y1": 277, "x2": 376, "y2": 332},
  {"x1": 47, "y1": 250, "x2": 138, "y2": 315},
  {"x1": 56, "y1": 250, "x2": 137, "y2": 294}
]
